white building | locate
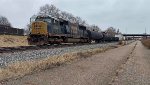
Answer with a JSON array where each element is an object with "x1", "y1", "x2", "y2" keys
[{"x1": 115, "y1": 34, "x2": 125, "y2": 41}]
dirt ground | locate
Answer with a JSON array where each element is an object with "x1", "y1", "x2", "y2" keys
[
  {"x1": 111, "y1": 41, "x2": 150, "y2": 85},
  {"x1": 1, "y1": 41, "x2": 150, "y2": 85},
  {"x1": 0, "y1": 35, "x2": 28, "y2": 47}
]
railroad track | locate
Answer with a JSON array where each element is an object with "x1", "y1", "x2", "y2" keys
[
  {"x1": 0, "y1": 46, "x2": 40, "y2": 53},
  {"x1": 0, "y1": 43, "x2": 97, "y2": 54},
  {"x1": 0, "y1": 40, "x2": 135, "y2": 54}
]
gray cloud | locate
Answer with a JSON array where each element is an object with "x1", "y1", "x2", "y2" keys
[
  {"x1": 0, "y1": 0, "x2": 150, "y2": 33},
  {"x1": 0, "y1": 0, "x2": 55, "y2": 28}
]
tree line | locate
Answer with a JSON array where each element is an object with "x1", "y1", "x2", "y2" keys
[
  {"x1": 36, "y1": 4, "x2": 119, "y2": 35},
  {"x1": 30, "y1": 4, "x2": 100, "y2": 32}
]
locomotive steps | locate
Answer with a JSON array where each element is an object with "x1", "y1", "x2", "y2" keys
[{"x1": 0, "y1": 41, "x2": 134, "y2": 82}]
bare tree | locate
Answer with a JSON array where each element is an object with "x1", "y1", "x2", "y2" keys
[
  {"x1": 67, "y1": 13, "x2": 75, "y2": 23},
  {"x1": 23, "y1": 23, "x2": 31, "y2": 35},
  {"x1": 60, "y1": 11, "x2": 68, "y2": 20},
  {"x1": 0, "y1": 15, "x2": 11, "y2": 26},
  {"x1": 116, "y1": 29, "x2": 122, "y2": 34},
  {"x1": 105, "y1": 27, "x2": 116, "y2": 36},
  {"x1": 38, "y1": 4, "x2": 60, "y2": 18},
  {"x1": 90, "y1": 25, "x2": 101, "y2": 32},
  {"x1": 35, "y1": 4, "x2": 101, "y2": 31},
  {"x1": 75, "y1": 17, "x2": 88, "y2": 26},
  {"x1": 76, "y1": 17, "x2": 82, "y2": 24},
  {"x1": 38, "y1": 4, "x2": 88, "y2": 25},
  {"x1": 81, "y1": 20, "x2": 87, "y2": 26},
  {"x1": 30, "y1": 15, "x2": 37, "y2": 23}
]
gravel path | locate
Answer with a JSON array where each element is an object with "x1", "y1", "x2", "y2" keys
[
  {"x1": 111, "y1": 41, "x2": 150, "y2": 85},
  {"x1": 2, "y1": 41, "x2": 137, "y2": 85}
]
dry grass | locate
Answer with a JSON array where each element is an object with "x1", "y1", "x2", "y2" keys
[
  {"x1": 118, "y1": 40, "x2": 129, "y2": 46},
  {"x1": 0, "y1": 46, "x2": 115, "y2": 82},
  {"x1": 0, "y1": 35, "x2": 28, "y2": 47},
  {"x1": 141, "y1": 39, "x2": 150, "y2": 48},
  {"x1": 118, "y1": 41, "x2": 124, "y2": 45}
]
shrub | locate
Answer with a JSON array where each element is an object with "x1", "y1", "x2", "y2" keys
[{"x1": 141, "y1": 39, "x2": 150, "y2": 48}]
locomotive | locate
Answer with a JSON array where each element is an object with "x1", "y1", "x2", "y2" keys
[{"x1": 28, "y1": 15, "x2": 119, "y2": 45}]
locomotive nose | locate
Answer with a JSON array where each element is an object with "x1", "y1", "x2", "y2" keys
[
  {"x1": 33, "y1": 22, "x2": 42, "y2": 29},
  {"x1": 31, "y1": 21, "x2": 48, "y2": 35}
]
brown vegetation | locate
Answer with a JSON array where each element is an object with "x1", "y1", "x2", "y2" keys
[
  {"x1": 0, "y1": 35, "x2": 28, "y2": 47},
  {"x1": 0, "y1": 46, "x2": 116, "y2": 82},
  {"x1": 141, "y1": 39, "x2": 150, "y2": 48},
  {"x1": 118, "y1": 40, "x2": 128, "y2": 46}
]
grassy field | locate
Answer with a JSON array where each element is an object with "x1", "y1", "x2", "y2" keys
[
  {"x1": 141, "y1": 39, "x2": 150, "y2": 48},
  {"x1": 0, "y1": 35, "x2": 28, "y2": 47}
]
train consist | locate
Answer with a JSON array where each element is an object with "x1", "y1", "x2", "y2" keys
[
  {"x1": 0, "y1": 25, "x2": 24, "y2": 35},
  {"x1": 28, "y1": 15, "x2": 119, "y2": 45}
]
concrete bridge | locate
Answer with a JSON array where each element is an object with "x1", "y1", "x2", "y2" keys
[
  {"x1": 123, "y1": 34, "x2": 150, "y2": 36},
  {"x1": 122, "y1": 34, "x2": 150, "y2": 39}
]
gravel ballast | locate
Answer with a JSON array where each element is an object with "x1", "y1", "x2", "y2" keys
[
  {"x1": 2, "y1": 41, "x2": 136, "y2": 85},
  {"x1": 0, "y1": 42, "x2": 116, "y2": 68},
  {"x1": 0, "y1": 41, "x2": 134, "y2": 68}
]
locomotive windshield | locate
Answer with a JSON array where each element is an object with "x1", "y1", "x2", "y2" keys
[{"x1": 35, "y1": 16, "x2": 52, "y2": 23}]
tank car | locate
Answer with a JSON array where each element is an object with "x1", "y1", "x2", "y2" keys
[
  {"x1": 102, "y1": 32, "x2": 119, "y2": 42},
  {"x1": 87, "y1": 30, "x2": 104, "y2": 43}
]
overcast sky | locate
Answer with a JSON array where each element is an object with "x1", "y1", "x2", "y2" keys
[{"x1": 0, "y1": 0, "x2": 150, "y2": 34}]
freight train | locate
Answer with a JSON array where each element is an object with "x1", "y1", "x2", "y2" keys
[
  {"x1": 27, "y1": 15, "x2": 119, "y2": 45},
  {"x1": 0, "y1": 25, "x2": 24, "y2": 35}
]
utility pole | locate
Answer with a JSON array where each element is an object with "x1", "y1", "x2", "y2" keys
[
  {"x1": 145, "y1": 28, "x2": 147, "y2": 39},
  {"x1": 145, "y1": 28, "x2": 147, "y2": 34},
  {"x1": 125, "y1": 28, "x2": 128, "y2": 44},
  {"x1": 125, "y1": 28, "x2": 127, "y2": 34}
]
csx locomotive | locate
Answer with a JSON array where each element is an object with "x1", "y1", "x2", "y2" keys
[{"x1": 28, "y1": 15, "x2": 119, "y2": 45}]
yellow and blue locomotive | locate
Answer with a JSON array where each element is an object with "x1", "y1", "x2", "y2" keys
[
  {"x1": 28, "y1": 15, "x2": 119, "y2": 45},
  {"x1": 28, "y1": 16, "x2": 90, "y2": 45}
]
